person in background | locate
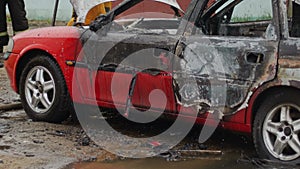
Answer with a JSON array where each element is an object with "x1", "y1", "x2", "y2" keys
[
  {"x1": 85, "y1": 2, "x2": 112, "y2": 25},
  {"x1": 0, "y1": 0, "x2": 29, "y2": 68},
  {"x1": 67, "y1": 1, "x2": 112, "y2": 26}
]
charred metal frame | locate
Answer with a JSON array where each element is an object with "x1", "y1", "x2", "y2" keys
[
  {"x1": 171, "y1": 0, "x2": 282, "y2": 118},
  {"x1": 78, "y1": 0, "x2": 300, "y2": 120}
]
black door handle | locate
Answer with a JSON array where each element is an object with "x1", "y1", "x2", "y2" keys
[{"x1": 246, "y1": 52, "x2": 264, "y2": 64}]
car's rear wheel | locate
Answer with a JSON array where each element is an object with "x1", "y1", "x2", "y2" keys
[
  {"x1": 253, "y1": 89, "x2": 300, "y2": 162},
  {"x1": 20, "y1": 56, "x2": 70, "y2": 123}
]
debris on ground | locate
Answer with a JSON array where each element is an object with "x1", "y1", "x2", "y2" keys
[{"x1": 0, "y1": 103, "x2": 23, "y2": 112}]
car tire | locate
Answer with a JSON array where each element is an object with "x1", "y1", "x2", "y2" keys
[
  {"x1": 253, "y1": 89, "x2": 300, "y2": 162},
  {"x1": 19, "y1": 55, "x2": 71, "y2": 123}
]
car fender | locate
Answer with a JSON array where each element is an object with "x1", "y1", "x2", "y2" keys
[
  {"x1": 12, "y1": 37, "x2": 81, "y2": 97},
  {"x1": 245, "y1": 67, "x2": 300, "y2": 127}
]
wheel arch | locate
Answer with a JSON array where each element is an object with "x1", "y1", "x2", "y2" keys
[
  {"x1": 247, "y1": 84, "x2": 300, "y2": 128},
  {"x1": 251, "y1": 84, "x2": 300, "y2": 162},
  {"x1": 15, "y1": 49, "x2": 61, "y2": 93},
  {"x1": 18, "y1": 51, "x2": 73, "y2": 123}
]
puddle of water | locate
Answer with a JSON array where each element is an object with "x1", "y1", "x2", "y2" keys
[{"x1": 68, "y1": 152, "x2": 254, "y2": 169}]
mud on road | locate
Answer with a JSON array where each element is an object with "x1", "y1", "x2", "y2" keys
[
  {"x1": 1, "y1": 21, "x2": 116, "y2": 168},
  {"x1": 0, "y1": 68, "x2": 115, "y2": 169}
]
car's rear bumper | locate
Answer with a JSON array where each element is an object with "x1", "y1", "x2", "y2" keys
[{"x1": 4, "y1": 52, "x2": 18, "y2": 93}]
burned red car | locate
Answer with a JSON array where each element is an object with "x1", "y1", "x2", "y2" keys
[{"x1": 4, "y1": 0, "x2": 300, "y2": 162}]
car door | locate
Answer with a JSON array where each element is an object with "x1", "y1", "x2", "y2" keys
[
  {"x1": 174, "y1": 0, "x2": 280, "y2": 115},
  {"x1": 95, "y1": 31, "x2": 179, "y2": 113},
  {"x1": 78, "y1": 21, "x2": 182, "y2": 115}
]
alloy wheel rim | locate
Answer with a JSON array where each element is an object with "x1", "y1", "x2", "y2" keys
[
  {"x1": 25, "y1": 66, "x2": 56, "y2": 114},
  {"x1": 263, "y1": 104, "x2": 300, "y2": 161}
]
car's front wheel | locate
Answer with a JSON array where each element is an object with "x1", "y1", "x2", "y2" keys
[
  {"x1": 253, "y1": 89, "x2": 300, "y2": 162},
  {"x1": 19, "y1": 56, "x2": 71, "y2": 123}
]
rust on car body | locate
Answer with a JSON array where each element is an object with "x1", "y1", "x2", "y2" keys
[{"x1": 172, "y1": 0, "x2": 281, "y2": 117}]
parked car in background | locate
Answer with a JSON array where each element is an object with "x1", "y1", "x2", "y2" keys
[{"x1": 4, "y1": 0, "x2": 300, "y2": 162}]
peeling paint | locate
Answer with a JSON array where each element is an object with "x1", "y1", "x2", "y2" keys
[
  {"x1": 171, "y1": 0, "x2": 282, "y2": 117},
  {"x1": 278, "y1": 68, "x2": 300, "y2": 85},
  {"x1": 279, "y1": 58, "x2": 300, "y2": 68}
]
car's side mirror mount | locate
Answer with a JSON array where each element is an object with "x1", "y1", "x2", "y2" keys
[{"x1": 90, "y1": 12, "x2": 114, "y2": 33}]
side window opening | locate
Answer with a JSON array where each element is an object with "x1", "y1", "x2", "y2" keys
[
  {"x1": 197, "y1": 0, "x2": 274, "y2": 37},
  {"x1": 288, "y1": 0, "x2": 300, "y2": 37},
  {"x1": 229, "y1": 0, "x2": 273, "y2": 23}
]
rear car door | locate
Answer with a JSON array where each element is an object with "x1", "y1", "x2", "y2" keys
[{"x1": 174, "y1": 0, "x2": 280, "y2": 115}]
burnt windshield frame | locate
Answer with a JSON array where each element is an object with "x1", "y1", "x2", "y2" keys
[
  {"x1": 196, "y1": 0, "x2": 243, "y2": 30},
  {"x1": 90, "y1": 0, "x2": 144, "y2": 31}
]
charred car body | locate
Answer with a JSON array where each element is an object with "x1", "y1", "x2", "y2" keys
[{"x1": 4, "y1": 0, "x2": 300, "y2": 162}]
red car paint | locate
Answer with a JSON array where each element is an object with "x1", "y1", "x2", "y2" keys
[{"x1": 5, "y1": 26, "x2": 81, "y2": 94}]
